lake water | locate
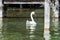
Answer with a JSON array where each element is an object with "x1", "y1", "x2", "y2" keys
[
  {"x1": 3, "y1": 18, "x2": 44, "y2": 40},
  {"x1": 0, "y1": 8, "x2": 60, "y2": 40},
  {"x1": 1, "y1": 17, "x2": 60, "y2": 40}
]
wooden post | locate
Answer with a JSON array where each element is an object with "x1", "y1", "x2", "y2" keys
[
  {"x1": 52, "y1": 0, "x2": 59, "y2": 18},
  {"x1": 44, "y1": 1, "x2": 51, "y2": 40},
  {"x1": 44, "y1": 0, "x2": 50, "y2": 30},
  {"x1": 0, "y1": 0, "x2": 3, "y2": 40},
  {"x1": 55, "y1": 0, "x2": 59, "y2": 18},
  {"x1": 0, "y1": 0, "x2": 2, "y2": 17},
  {"x1": 0, "y1": 0, "x2": 3, "y2": 30}
]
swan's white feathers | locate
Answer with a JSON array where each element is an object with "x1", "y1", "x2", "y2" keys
[
  {"x1": 26, "y1": 11, "x2": 37, "y2": 27},
  {"x1": 26, "y1": 20, "x2": 36, "y2": 25}
]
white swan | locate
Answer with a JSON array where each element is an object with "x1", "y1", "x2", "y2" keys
[{"x1": 26, "y1": 11, "x2": 37, "y2": 25}]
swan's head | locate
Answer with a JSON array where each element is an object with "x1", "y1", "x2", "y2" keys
[{"x1": 31, "y1": 11, "x2": 35, "y2": 15}]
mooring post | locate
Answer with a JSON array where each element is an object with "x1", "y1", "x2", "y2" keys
[
  {"x1": 0, "y1": 0, "x2": 3, "y2": 40},
  {"x1": 55, "y1": 0, "x2": 59, "y2": 18},
  {"x1": 51, "y1": 0, "x2": 59, "y2": 18},
  {"x1": 0, "y1": 0, "x2": 3, "y2": 30},
  {"x1": 44, "y1": 0, "x2": 50, "y2": 40},
  {"x1": 52, "y1": 0, "x2": 59, "y2": 31},
  {"x1": 0, "y1": 0, "x2": 3, "y2": 17},
  {"x1": 44, "y1": 0, "x2": 50, "y2": 30}
]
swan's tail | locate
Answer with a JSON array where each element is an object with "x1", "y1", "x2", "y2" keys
[
  {"x1": 26, "y1": 20, "x2": 30, "y2": 29},
  {"x1": 26, "y1": 20, "x2": 29, "y2": 25},
  {"x1": 26, "y1": 20, "x2": 29, "y2": 23}
]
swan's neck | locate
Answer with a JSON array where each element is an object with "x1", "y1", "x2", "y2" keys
[{"x1": 31, "y1": 14, "x2": 34, "y2": 21}]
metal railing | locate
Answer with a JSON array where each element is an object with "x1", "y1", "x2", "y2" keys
[
  {"x1": 4, "y1": 0, "x2": 44, "y2": 2},
  {"x1": 4, "y1": 2, "x2": 44, "y2": 4}
]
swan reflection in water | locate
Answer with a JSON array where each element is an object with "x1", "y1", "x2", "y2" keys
[
  {"x1": 26, "y1": 11, "x2": 37, "y2": 39},
  {"x1": 26, "y1": 24, "x2": 36, "y2": 39},
  {"x1": 26, "y1": 22, "x2": 36, "y2": 39}
]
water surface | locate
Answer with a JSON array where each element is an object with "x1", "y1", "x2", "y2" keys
[
  {"x1": 3, "y1": 18, "x2": 44, "y2": 40},
  {"x1": 2, "y1": 17, "x2": 60, "y2": 40}
]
